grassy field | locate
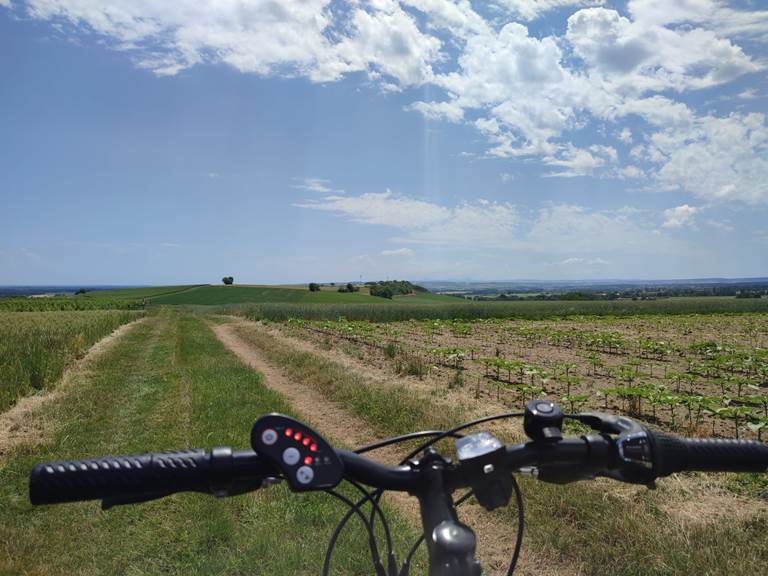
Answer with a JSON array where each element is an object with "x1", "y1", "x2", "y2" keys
[
  {"x1": 81, "y1": 285, "x2": 203, "y2": 299},
  {"x1": 0, "y1": 310, "x2": 144, "y2": 411},
  {"x1": 0, "y1": 312, "x2": 422, "y2": 575},
  {"x1": 149, "y1": 284, "x2": 457, "y2": 306},
  {"x1": 1, "y1": 300, "x2": 766, "y2": 575}
]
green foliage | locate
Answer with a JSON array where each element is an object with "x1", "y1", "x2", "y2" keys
[
  {"x1": 0, "y1": 310, "x2": 144, "y2": 411},
  {"x1": 369, "y1": 280, "x2": 426, "y2": 299},
  {"x1": 222, "y1": 276, "x2": 234, "y2": 285},
  {"x1": 0, "y1": 297, "x2": 143, "y2": 311},
  {"x1": 222, "y1": 297, "x2": 768, "y2": 322},
  {"x1": 308, "y1": 282, "x2": 321, "y2": 292}
]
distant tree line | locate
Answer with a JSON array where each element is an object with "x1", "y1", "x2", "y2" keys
[
  {"x1": 366, "y1": 280, "x2": 427, "y2": 300},
  {"x1": 469, "y1": 286, "x2": 768, "y2": 302}
]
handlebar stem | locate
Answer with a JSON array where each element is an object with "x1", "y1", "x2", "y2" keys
[{"x1": 414, "y1": 449, "x2": 481, "y2": 576}]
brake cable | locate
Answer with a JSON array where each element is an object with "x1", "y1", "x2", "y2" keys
[{"x1": 324, "y1": 413, "x2": 528, "y2": 576}]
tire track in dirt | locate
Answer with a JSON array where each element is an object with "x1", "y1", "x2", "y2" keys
[
  {"x1": 0, "y1": 317, "x2": 148, "y2": 461},
  {"x1": 212, "y1": 319, "x2": 577, "y2": 576}
]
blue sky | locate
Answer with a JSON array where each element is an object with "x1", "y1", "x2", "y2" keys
[{"x1": 1, "y1": 0, "x2": 767, "y2": 285}]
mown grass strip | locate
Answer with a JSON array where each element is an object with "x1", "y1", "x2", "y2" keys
[
  {"x1": 232, "y1": 321, "x2": 768, "y2": 576},
  {"x1": 0, "y1": 311, "x2": 420, "y2": 575}
]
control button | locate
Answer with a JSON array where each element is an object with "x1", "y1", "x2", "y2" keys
[
  {"x1": 261, "y1": 428, "x2": 278, "y2": 446},
  {"x1": 296, "y1": 465, "x2": 314, "y2": 485},
  {"x1": 536, "y1": 401, "x2": 553, "y2": 413},
  {"x1": 282, "y1": 447, "x2": 300, "y2": 466}
]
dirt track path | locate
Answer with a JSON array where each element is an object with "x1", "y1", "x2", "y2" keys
[
  {"x1": 0, "y1": 318, "x2": 147, "y2": 460},
  {"x1": 212, "y1": 319, "x2": 575, "y2": 576}
]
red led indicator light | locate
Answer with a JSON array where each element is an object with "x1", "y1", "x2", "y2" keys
[
  {"x1": 293, "y1": 432, "x2": 302, "y2": 441},
  {"x1": 310, "y1": 443, "x2": 318, "y2": 452},
  {"x1": 285, "y1": 428, "x2": 293, "y2": 437},
  {"x1": 302, "y1": 437, "x2": 311, "y2": 446},
  {"x1": 304, "y1": 456, "x2": 313, "y2": 466}
]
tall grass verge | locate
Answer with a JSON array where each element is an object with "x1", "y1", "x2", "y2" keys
[{"x1": 0, "y1": 310, "x2": 144, "y2": 411}]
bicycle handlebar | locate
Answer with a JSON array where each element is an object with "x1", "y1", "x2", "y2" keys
[
  {"x1": 29, "y1": 447, "x2": 275, "y2": 507},
  {"x1": 29, "y1": 428, "x2": 768, "y2": 507},
  {"x1": 647, "y1": 430, "x2": 768, "y2": 476},
  {"x1": 27, "y1": 408, "x2": 768, "y2": 576}
]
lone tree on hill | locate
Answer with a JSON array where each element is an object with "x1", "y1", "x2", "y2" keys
[
  {"x1": 222, "y1": 276, "x2": 234, "y2": 285},
  {"x1": 309, "y1": 283, "x2": 321, "y2": 292}
]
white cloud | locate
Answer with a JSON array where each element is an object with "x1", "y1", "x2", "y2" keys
[
  {"x1": 662, "y1": 204, "x2": 701, "y2": 229},
  {"x1": 19, "y1": 0, "x2": 443, "y2": 85},
  {"x1": 558, "y1": 256, "x2": 609, "y2": 265},
  {"x1": 291, "y1": 177, "x2": 336, "y2": 194},
  {"x1": 617, "y1": 127, "x2": 633, "y2": 144},
  {"x1": 0, "y1": 0, "x2": 12, "y2": 7},
  {"x1": 297, "y1": 191, "x2": 680, "y2": 256},
  {"x1": 628, "y1": 0, "x2": 768, "y2": 42},
  {"x1": 406, "y1": 100, "x2": 464, "y2": 122},
  {"x1": 12, "y1": 0, "x2": 768, "y2": 206},
  {"x1": 543, "y1": 144, "x2": 617, "y2": 177},
  {"x1": 397, "y1": 200, "x2": 519, "y2": 247},
  {"x1": 500, "y1": 172, "x2": 514, "y2": 182},
  {"x1": 493, "y1": 0, "x2": 605, "y2": 21},
  {"x1": 566, "y1": 7, "x2": 760, "y2": 91},
  {"x1": 526, "y1": 204, "x2": 675, "y2": 254},
  {"x1": 381, "y1": 247, "x2": 414, "y2": 257},
  {"x1": 738, "y1": 88, "x2": 759, "y2": 100},
  {"x1": 295, "y1": 190, "x2": 449, "y2": 228},
  {"x1": 618, "y1": 165, "x2": 644, "y2": 179},
  {"x1": 649, "y1": 113, "x2": 768, "y2": 204}
]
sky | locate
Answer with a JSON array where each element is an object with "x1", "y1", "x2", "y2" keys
[{"x1": 1, "y1": 0, "x2": 767, "y2": 285}]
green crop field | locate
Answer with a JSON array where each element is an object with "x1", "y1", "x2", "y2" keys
[
  {"x1": 80, "y1": 285, "x2": 203, "y2": 299},
  {"x1": 224, "y1": 295, "x2": 768, "y2": 322},
  {"x1": 0, "y1": 310, "x2": 144, "y2": 411},
  {"x1": 148, "y1": 284, "x2": 458, "y2": 306},
  {"x1": 2, "y1": 302, "x2": 767, "y2": 576}
]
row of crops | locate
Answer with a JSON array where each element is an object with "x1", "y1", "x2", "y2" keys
[
  {"x1": 0, "y1": 310, "x2": 144, "y2": 412},
  {"x1": 0, "y1": 297, "x2": 144, "y2": 311},
  {"x1": 283, "y1": 316, "x2": 768, "y2": 440}
]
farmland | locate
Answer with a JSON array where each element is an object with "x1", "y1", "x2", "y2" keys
[
  {"x1": 0, "y1": 310, "x2": 144, "y2": 411},
  {"x1": 1, "y1": 287, "x2": 767, "y2": 575},
  {"x1": 0, "y1": 313, "x2": 422, "y2": 575},
  {"x1": 273, "y1": 314, "x2": 768, "y2": 442},
  {"x1": 148, "y1": 284, "x2": 458, "y2": 306}
]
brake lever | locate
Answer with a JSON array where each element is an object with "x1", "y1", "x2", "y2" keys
[
  {"x1": 573, "y1": 412, "x2": 656, "y2": 487},
  {"x1": 572, "y1": 411, "x2": 644, "y2": 435}
]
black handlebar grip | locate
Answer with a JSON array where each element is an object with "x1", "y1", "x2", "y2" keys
[
  {"x1": 29, "y1": 449, "x2": 214, "y2": 505},
  {"x1": 647, "y1": 430, "x2": 768, "y2": 477}
]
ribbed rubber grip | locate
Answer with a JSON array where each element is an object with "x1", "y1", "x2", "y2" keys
[
  {"x1": 648, "y1": 430, "x2": 768, "y2": 477},
  {"x1": 30, "y1": 449, "x2": 216, "y2": 505}
]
